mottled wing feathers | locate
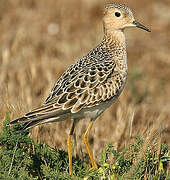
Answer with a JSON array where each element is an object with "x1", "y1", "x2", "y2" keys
[
  {"x1": 44, "y1": 57, "x2": 121, "y2": 114},
  {"x1": 8, "y1": 42, "x2": 126, "y2": 129}
]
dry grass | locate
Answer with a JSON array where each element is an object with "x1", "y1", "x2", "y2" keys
[{"x1": 0, "y1": 0, "x2": 169, "y2": 162}]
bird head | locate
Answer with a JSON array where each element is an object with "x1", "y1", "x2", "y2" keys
[{"x1": 103, "y1": 3, "x2": 151, "y2": 33}]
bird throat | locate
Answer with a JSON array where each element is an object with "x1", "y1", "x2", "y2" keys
[
  {"x1": 102, "y1": 30, "x2": 128, "y2": 72},
  {"x1": 103, "y1": 30, "x2": 126, "y2": 50}
]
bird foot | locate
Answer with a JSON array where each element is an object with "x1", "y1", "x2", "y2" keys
[{"x1": 89, "y1": 164, "x2": 98, "y2": 171}]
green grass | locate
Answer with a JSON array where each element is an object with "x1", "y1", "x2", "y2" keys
[{"x1": 0, "y1": 113, "x2": 169, "y2": 179}]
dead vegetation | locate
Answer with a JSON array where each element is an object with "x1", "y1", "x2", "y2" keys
[{"x1": 0, "y1": 0, "x2": 169, "y2": 162}]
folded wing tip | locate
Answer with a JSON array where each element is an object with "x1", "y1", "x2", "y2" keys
[
  {"x1": 6, "y1": 122, "x2": 11, "y2": 126},
  {"x1": 7, "y1": 116, "x2": 27, "y2": 126}
]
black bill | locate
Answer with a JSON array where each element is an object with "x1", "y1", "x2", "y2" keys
[{"x1": 133, "y1": 21, "x2": 151, "y2": 32}]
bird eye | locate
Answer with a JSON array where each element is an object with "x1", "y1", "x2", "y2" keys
[{"x1": 115, "y1": 12, "x2": 121, "y2": 17}]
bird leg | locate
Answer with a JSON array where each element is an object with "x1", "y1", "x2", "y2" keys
[
  {"x1": 67, "y1": 120, "x2": 76, "y2": 176},
  {"x1": 83, "y1": 121, "x2": 97, "y2": 170}
]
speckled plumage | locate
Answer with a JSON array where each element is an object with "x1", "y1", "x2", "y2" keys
[
  {"x1": 105, "y1": 3, "x2": 132, "y2": 12},
  {"x1": 9, "y1": 32, "x2": 128, "y2": 129},
  {"x1": 8, "y1": 3, "x2": 150, "y2": 176}
]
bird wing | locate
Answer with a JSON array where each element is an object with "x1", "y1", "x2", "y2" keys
[
  {"x1": 8, "y1": 55, "x2": 126, "y2": 129},
  {"x1": 43, "y1": 57, "x2": 125, "y2": 113}
]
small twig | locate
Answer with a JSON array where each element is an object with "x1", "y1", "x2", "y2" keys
[{"x1": 8, "y1": 141, "x2": 18, "y2": 175}]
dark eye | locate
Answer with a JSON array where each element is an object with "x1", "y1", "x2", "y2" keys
[{"x1": 115, "y1": 12, "x2": 121, "y2": 17}]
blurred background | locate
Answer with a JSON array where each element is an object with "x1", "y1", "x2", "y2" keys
[{"x1": 0, "y1": 0, "x2": 169, "y2": 161}]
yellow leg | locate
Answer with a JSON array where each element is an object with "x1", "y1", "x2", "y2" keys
[
  {"x1": 67, "y1": 120, "x2": 77, "y2": 176},
  {"x1": 83, "y1": 121, "x2": 97, "y2": 169},
  {"x1": 67, "y1": 135, "x2": 73, "y2": 176}
]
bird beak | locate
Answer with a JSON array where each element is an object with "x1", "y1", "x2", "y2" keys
[{"x1": 133, "y1": 21, "x2": 151, "y2": 32}]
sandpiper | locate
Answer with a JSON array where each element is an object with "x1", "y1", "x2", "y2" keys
[{"x1": 8, "y1": 3, "x2": 150, "y2": 176}]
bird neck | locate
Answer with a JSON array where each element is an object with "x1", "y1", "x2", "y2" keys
[
  {"x1": 102, "y1": 30, "x2": 128, "y2": 72},
  {"x1": 103, "y1": 30, "x2": 126, "y2": 50}
]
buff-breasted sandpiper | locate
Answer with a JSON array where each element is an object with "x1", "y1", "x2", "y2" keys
[{"x1": 8, "y1": 3, "x2": 151, "y2": 176}]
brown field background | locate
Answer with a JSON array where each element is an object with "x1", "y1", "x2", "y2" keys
[{"x1": 0, "y1": 0, "x2": 169, "y2": 162}]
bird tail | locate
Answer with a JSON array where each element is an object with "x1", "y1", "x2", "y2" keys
[{"x1": 7, "y1": 104, "x2": 71, "y2": 130}]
